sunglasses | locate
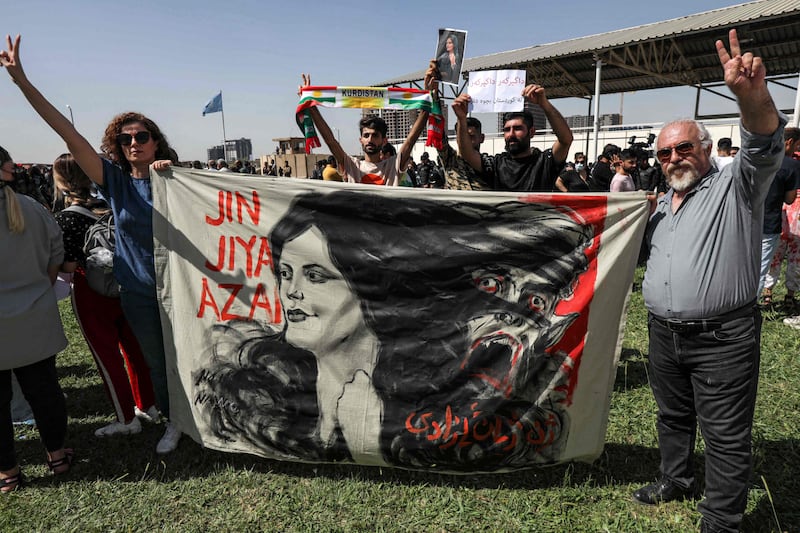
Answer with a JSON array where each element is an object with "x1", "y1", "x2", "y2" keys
[
  {"x1": 656, "y1": 141, "x2": 695, "y2": 163},
  {"x1": 117, "y1": 131, "x2": 152, "y2": 146}
]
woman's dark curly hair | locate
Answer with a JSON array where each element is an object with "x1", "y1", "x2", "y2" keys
[{"x1": 99, "y1": 112, "x2": 175, "y2": 173}]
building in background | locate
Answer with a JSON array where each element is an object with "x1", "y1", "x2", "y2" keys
[
  {"x1": 361, "y1": 108, "x2": 448, "y2": 143},
  {"x1": 207, "y1": 145, "x2": 224, "y2": 161},
  {"x1": 496, "y1": 102, "x2": 548, "y2": 134},
  {"x1": 272, "y1": 137, "x2": 306, "y2": 155},
  {"x1": 264, "y1": 137, "x2": 329, "y2": 179},
  {"x1": 564, "y1": 113, "x2": 623, "y2": 129},
  {"x1": 207, "y1": 138, "x2": 253, "y2": 162},
  {"x1": 361, "y1": 109, "x2": 411, "y2": 141}
]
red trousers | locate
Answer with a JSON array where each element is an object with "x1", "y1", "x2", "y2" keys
[{"x1": 71, "y1": 271, "x2": 155, "y2": 423}]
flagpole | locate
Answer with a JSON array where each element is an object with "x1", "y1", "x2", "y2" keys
[{"x1": 219, "y1": 90, "x2": 228, "y2": 160}]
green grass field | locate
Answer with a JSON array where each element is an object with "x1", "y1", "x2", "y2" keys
[{"x1": 2, "y1": 269, "x2": 799, "y2": 532}]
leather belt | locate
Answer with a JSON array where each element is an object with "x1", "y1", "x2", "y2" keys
[{"x1": 650, "y1": 301, "x2": 756, "y2": 334}]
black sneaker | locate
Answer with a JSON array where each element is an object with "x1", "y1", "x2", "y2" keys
[
  {"x1": 700, "y1": 518, "x2": 728, "y2": 533},
  {"x1": 632, "y1": 477, "x2": 695, "y2": 505}
]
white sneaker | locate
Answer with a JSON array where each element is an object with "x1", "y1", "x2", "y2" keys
[
  {"x1": 95, "y1": 417, "x2": 142, "y2": 437},
  {"x1": 783, "y1": 315, "x2": 800, "y2": 329},
  {"x1": 134, "y1": 405, "x2": 162, "y2": 424},
  {"x1": 156, "y1": 422, "x2": 182, "y2": 454}
]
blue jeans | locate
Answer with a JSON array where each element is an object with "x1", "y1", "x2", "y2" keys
[
  {"x1": 647, "y1": 306, "x2": 761, "y2": 533},
  {"x1": 758, "y1": 233, "x2": 781, "y2": 296},
  {"x1": 120, "y1": 289, "x2": 170, "y2": 418}
]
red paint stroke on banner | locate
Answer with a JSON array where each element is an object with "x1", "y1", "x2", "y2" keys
[
  {"x1": 516, "y1": 194, "x2": 608, "y2": 405},
  {"x1": 206, "y1": 190, "x2": 261, "y2": 226},
  {"x1": 405, "y1": 402, "x2": 559, "y2": 454},
  {"x1": 197, "y1": 278, "x2": 282, "y2": 324}
]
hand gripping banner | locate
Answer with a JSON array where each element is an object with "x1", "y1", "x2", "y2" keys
[{"x1": 152, "y1": 169, "x2": 649, "y2": 473}]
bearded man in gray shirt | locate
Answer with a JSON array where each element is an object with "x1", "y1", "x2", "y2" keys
[{"x1": 634, "y1": 29, "x2": 785, "y2": 533}]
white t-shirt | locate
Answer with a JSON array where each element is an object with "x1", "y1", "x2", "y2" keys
[
  {"x1": 610, "y1": 172, "x2": 635, "y2": 192},
  {"x1": 342, "y1": 155, "x2": 401, "y2": 186},
  {"x1": 713, "y1": 155, "x2": 734, "y2": 170}
]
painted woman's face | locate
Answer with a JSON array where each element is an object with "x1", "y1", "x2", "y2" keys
[
  {"x1": 446, "y1": 37, "x2": 454, "y2": 53},
  {"x1": 278, "y1": 226, "x2": 364, "y2": 353}
]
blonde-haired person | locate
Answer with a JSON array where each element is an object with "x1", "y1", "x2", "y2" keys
[
  {"x1": 1, "y1": 35, "x2": 181, "y2": 454},
  {"x1": 0, "y1": 145, "x2": 72, "y2": 493},
  {"x1": 53, "y1": 153, "x2": 159, "y2": 438}
]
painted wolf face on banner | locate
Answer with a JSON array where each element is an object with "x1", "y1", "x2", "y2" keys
[
  {"x1": 465, "y1": 263, "x2": 579, "y2": 400},
  {"x1": 426, "y1": 201, "x2": 592, "y2": 408}
]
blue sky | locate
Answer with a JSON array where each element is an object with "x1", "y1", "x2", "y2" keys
[{"x1": 2, "y1": 0, "x2": 791, "y2": 163}]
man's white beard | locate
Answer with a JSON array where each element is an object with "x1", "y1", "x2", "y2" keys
[{"x1": 666, "y1": 164, "x2": 701, "y2": 192}]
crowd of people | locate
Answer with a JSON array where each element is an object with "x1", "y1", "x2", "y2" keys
[
  {"x1": 1, "y1": 27, "x2": 799, "y2": 533},
  {"x1": 1, "y1": 33, "x2": 183, "y2": 497},
  {"x1": 0, "y1": 161, "x2": 53, "y2": 209}
]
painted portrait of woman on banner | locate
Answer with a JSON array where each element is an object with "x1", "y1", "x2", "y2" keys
[{"x1": 193, "y1": 190, "x2": 597, "y2": 471}]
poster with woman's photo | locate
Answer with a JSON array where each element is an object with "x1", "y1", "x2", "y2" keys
[
  {"x1": 435, "y1": 28, "x2": 467, "y2": 86},
  {"x1": 152, "y1": 168, "x2": 649, "y2": 473}
]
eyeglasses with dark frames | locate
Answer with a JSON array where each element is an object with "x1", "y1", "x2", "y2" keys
[
  {"x1": 117, "y1": 131, "x2": 152, "y2": 146},
  {"x1": 655, "y1": 141, "x2": 695, "y2": 163}
]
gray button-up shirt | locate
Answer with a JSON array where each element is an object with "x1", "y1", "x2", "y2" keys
[{"x1": 642, "y1": 117, "x2": 786, "y2": 319}]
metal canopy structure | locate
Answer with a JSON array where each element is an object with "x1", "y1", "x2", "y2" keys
[{"x1": 378, "y1": 0, "x2": 800, "y2": 103}]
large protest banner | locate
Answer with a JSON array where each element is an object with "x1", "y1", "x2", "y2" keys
[{"x1": 152, "y1": 169, "x2": 648, "y2": 473}]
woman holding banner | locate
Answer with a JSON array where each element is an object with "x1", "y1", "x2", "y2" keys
[
  {"x1": 1, "y1": 35, "x2": 181, "y2": 454},
  {"x1": 53, "y1": 153, "x2": 158, "y2": 438},
  {"x1": 197, "y1": 190, "x2": 594, "y2": 470}
]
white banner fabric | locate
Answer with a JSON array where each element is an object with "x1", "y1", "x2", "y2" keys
[{"x1": 152, "y1": 169, "x2": 648, "y2": 473}]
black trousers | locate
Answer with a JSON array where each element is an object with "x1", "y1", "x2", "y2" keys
[
  {"x1": 0, "y1": 356, "x2": 67, "y2": 471},
  {"x1": 647, "y1": 308, "x2": 761, "y2": 533}
]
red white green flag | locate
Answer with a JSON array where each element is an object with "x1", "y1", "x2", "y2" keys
[{"x1": 296, "y1": 86, "x2": 443, "y2": 153}]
